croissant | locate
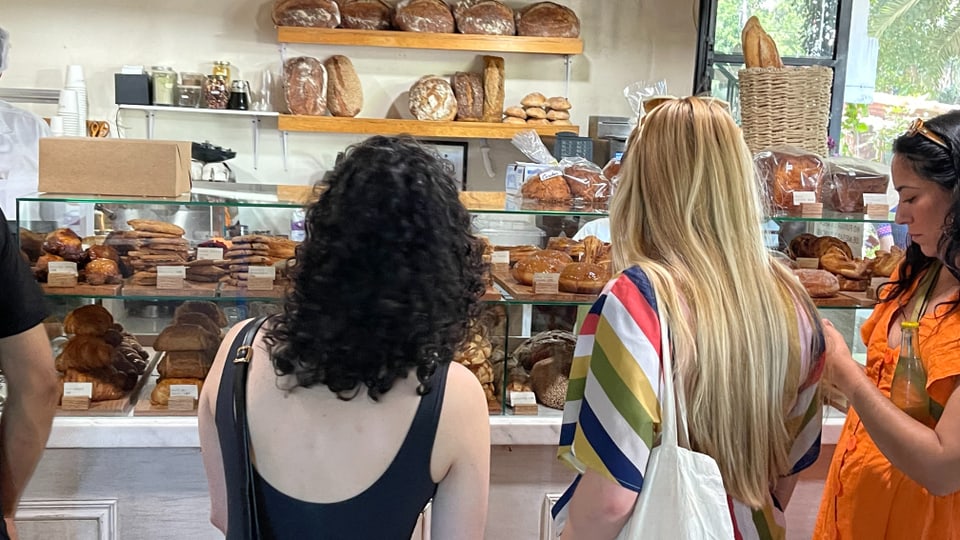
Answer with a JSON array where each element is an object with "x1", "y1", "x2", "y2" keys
[
  {"x1": 872, "y1": 247, "x2": 904, "y2": 278},
  {"x1": 819, "y1": 246, "x2": 874, "y2": 280},
  {"x1": 62, "y1": 368, "x2": 127, "y2": 401},
  {"x1": 64, "y1": 305, "x2": 114, "y2": 336},
  {"x1": 812, "y1": 236, "x2": 853, "y2": 260},
  {"x1": 60, "y1": 335, "x2": 114, "y2": 371}
]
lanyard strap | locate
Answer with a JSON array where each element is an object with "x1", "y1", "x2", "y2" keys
[{"x1": 911, "y1": 261, "x2": 942, "y2": 323}]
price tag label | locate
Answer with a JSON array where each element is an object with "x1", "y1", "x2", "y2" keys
[
  {"x1": 862, "y1": 193, "x2": 888, "y2": 206},
  {"x1": 248, "y1": 265, "x2": 276, "y2": 291},
  {"x1": 196, "y1": 247, "x2": 224, "y2": 261},
  {"x1": 157, "y1": 265, "x2": 186, "y2": 289},
  {"x1": 509, "y1": 391, "x2": 537, "y2": 407},
  {"x1": 47, "y1": 261, "x2": 79, "y2": 287},
  {"x1": 800, "y1": 202, "x2": 823, "y2": 217},
  {"x1": 865, "y1": 203, "x2": 891, "y2": 219},
  {"x1": 492, "y1": 251, "x2": 511, "y2": 266},
  {"x1": 796, "y1": 257, "x2": 821, "y2": 269},
  {"x1": 540, "y1": 169, "x2": 562, "y2": 180},
  {"x1": 170, "y1": 384, "x2": 199, "y2": 399},
  {"x1": 793, "y1": 191, "x2": 817, "y2": 205},
  {"x1": 532, "y1": 272, "x2": 560, "y2": 295},
  {"x1": 63, "y1": 382, "x2": 93, "y2": 398}
]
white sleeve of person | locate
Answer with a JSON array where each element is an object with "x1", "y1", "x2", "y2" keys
[{"x1": 572, "y1": 218, "x2": 610, "y2": 242}]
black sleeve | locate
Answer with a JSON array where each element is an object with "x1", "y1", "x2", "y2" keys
[{"x1": 0, "y1": 209, "x2": 48, "y2": 338}]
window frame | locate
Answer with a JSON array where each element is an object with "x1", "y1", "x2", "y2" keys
[{"x1": 693, "y1": 0, "x2": 854, "y2": 147}]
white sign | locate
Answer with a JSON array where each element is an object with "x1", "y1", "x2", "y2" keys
[
  {"x1": 492, "y1": 251, "x2": 511, "y2": 265},
  {"x1": 792, "y1": 191, "x2": 817, "y2": 205},
  {"x1": 169, "y1": 384, "x2": 199, "y2": 399},
  {"x1": 196, "y1": 247, "x2": 224, "y2": 261},
  {"x1": 63, "y1": 382, "x2": 93, "y2": 398}
]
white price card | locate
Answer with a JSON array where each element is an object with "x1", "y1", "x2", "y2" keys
[
  {"x1": 492, "y1": 251, "x2": 511, "y2": 265},
  {"x1": 796, "y1": 257, "x2": 821, "y2": 269},
  {"x1": 862, "y1": 193, "x2": 888, "y2": 206},
  {"x1": 509, "y1": 391, "x2": 537, "y2": 407},
  {"x1": 196, "y1": 247, "x2": 224, "y2": 261},
  {"x1": 248, "y1": 265, "x2": 277, "y2": 291},
  {"x1": 533, "y1": 273, "x2": 560, "y2": 295},
  {"x1": 169, "y1": 384, "x2": 199, "y2": 399},
  {"x1": 47, "y1": 261, "x2": 79, "y2": 287},
  {"x1": 157, "y1": 265, "x2": 186, "y2": 289},
  {"x1": 792, "y1": 191, "x2": 817, "y2": 205},
  {"x1": 63, "y1": 382, "x2": 93, "y2": 398},
  {"x1": 48, "y1": 261, "x2": 78, "y2": 275}
]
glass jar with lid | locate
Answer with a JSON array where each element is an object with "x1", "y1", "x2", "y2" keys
[
  {"x1": 150, "y1": 66, "x2": 177, "y2": 106},
  {"x1": 203, "y1": 74, "x2": 230, "y2": 109},
  {"x1": 213, "y1": 61, "x2": 232, "y2": 85},
  {"x1": 177, "y1": 72, "x2": 204, "y2": 108}
]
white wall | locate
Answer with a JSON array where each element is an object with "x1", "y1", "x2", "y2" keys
[{"x1": 3, "y1": 0, "x2": 697, "y2": 226}]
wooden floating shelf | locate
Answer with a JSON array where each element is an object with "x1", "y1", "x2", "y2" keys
[
  {"x1": 278, "y1": 115, "x2": 579, "y2": 139},
  {"x1": 277, "y1": 27, "x2": 583, "y2": 55}
]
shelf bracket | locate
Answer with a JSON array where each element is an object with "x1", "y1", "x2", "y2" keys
[
  {"x1": 563, "y1": 55, "x2": 572, "y2": 98},
  {"x1": 146, "y1": 110, "x2": 156, "y2": 140},
  {"x1": 252, "y1": 117, "x2": 262, "y2": 170},
  {"x1": 280, "y1": 131, "x2": 289, "y2": 172}
]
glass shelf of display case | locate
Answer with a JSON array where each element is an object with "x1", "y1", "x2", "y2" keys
[{"x1": 770, "y1": 209, "x2": 896, "y2": 223}]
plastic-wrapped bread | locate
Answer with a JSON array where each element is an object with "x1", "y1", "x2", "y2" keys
[{"x1": 284, "y1": 56, "x2": 328, "y2": 116}]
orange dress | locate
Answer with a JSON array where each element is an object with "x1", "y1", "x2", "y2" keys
[{"x1": 814, "y1": 272, "x2": 960, "y2": 539}]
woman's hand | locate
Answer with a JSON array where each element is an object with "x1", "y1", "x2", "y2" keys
[{"x1": 822, "y1": 319, "x2": 866, "y2": 395}]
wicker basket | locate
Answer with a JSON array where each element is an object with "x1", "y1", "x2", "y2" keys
[{"x1": 738, "y1": 66, "x2": 833, "y2": 157}]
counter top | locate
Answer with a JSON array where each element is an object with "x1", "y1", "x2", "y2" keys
[{"x1": 44, "y1": 408, "x2": 847, "y2": 449}]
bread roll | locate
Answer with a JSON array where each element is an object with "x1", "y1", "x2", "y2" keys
[
  {"x1": 546, "y1": 109, "x2": 570, "y2": 120},
  {"x1": 452, "y1": 71, "x2": 484, "y2": 121},
  {"x1": 503, "y1": 117, "x2": 526, "y2": 125},
  {"x1": 84, "y1": 258, "x2": 121, "y2": 286},
  {"x1": 524, "y1": 107, "x2": 547, "y2": 119},
  {"x1": 515, "y1": 2, "x2": 580, "y2": 38},
  {"x1": 453, "y1": 0, "x2": 515, "y2": 35},
  {"x1": 481, "y1": 56, "x2": 505, "y2": 122},
  {"x1": 546, "y1": 96, "x2": 571, "y2": 111},
  {"x1": 520, "y1": 92, "x2": 546, "y2": 107},
  {"x1": 793, "y1": 269, "x2": 839, "y2": 298},
  {"x1": 325, "y1": 55, "x2": 363, "y2": 118},
  {"x1": 339, "y1": 0, "x2": 393, "y2": 29},
  {"x1": 394, "y1": 0, "x2": 455, "y2": 33},
  {"x1": 43, "y1": 228, "x2": 84, "y2": 262},
  {"x1": 526, "y1": 118, "x2": 550, "y2": 126},
  {"x1": 284, "y1": 56, "x2": 328, "y2": 116},
  {"x1": 504, "y1": 106, "x2": 526, "y2": 119},
  {"x1": 409, "y1": 76, "x2": 458, "y2": 121},
  {"x1": 64, "y1": 305, "x2": 114, "y2": 337},
  {"x1": 559, "y1": 262, "x2": 610, "y2": 294},
  {"x1": 273, "y1": 0, "x2": 341, "y2": 27}
]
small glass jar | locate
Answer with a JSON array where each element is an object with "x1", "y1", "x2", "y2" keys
[
  {"x1": 177, "y1": 72, "x2": 204, "y2": 108},
  {"x1": 213, "y1": 61, "x2": 232, "y2": 85},
  {"x1": 150, "y1": 66, "x2": 177, "y2": 106},
  {"x1": 203, "y1": 74, "x2": 230, "y2": 109}
]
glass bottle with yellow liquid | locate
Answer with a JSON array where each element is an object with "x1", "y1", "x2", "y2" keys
[{"x1": 890, "y1": 321, "x2": 936, "y2": 427}]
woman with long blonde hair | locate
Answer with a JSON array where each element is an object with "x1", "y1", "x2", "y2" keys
[{"x1": 553, "y1": 97, "x2": 826, "y2": 539}]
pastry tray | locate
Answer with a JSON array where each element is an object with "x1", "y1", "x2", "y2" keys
[
  {"x1": 122, "y1": 280, "x2": 218, "y2": 298},
  {"x1": 492, "y1": 267, "x2": 597, "y2": 303},
  {"x1": 134, "y1": 363, "x2": 203, "y2": 417},
  {"x1": 42, "y1": 282, "x2": 122, "y2": 296},
  {"x1": 56, "y1": 352, "x2": 161, "y2": 417}
]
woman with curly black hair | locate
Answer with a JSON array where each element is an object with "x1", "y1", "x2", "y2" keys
[
  {"x1": 815, "y1": 111, "x2": 960, "y2": 539},
  {"x1": 199, "y1": 136, "x2": 490, "y2": 539}
]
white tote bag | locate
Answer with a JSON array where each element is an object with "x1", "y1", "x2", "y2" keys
[{"x1": 616, "y1": 310, "x2": 735, "y2": 539}]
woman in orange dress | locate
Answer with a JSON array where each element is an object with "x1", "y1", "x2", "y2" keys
[{"x1": 814, "y1": 111, "x2": 960, "y2": 539}]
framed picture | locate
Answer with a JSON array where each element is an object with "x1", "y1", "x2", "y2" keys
[{"x1": 424, "y1": 141, "x2": 469, "y2": 190}]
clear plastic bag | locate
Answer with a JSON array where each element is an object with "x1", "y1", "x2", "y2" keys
[
  {"x1": 753, "y1": 146, "x2": 826, "y2": 212},
  {"x1": 283, "y1": 56, "x2": 328, "y2": 116},
  {"x1": 823, "y1": 157, "x2": 890, "y2": 213},
  {"x1": 560, "y1": 157, "x2": 612, "y2": 202},
  {"x1": 623, "y1": 79, "x2": 668, "y2": 123}
]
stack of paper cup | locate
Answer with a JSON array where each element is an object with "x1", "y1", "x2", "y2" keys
[
  {"x1": 57, "y1": 89, "x2": 80, "y2": 137},
  {"x1": 64, "y1": 65, "x2": 87, "y2": 136},
  {"x1": 49, "y1": 116, "x2": 65, "y2": 137}
]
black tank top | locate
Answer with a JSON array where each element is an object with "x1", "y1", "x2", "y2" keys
[{"x1": 215, "y1": 350, "x2": 450, "y2": 540}]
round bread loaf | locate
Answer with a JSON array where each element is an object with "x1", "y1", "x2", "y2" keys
[
  {"x1": 793, "y1": 268, "x2": 840, "y2": 298},
  {"x1": 409, "y1": 76, "x2": 458, "y2": 121},
  {"x1": 520, "y1": 92, "x2": 546, "y2": 107},
  {"x1": 454, "y1": 0, "x2": 515, "y2": 35},
  {"x1": 504, "y1": 106, "x2": 527, "y2": 118},
  {"x1": 559, "y1": 262, "x2": 610, "y2": 294},
  {"x1": 516, "y1": 2, "x2": 580, "y2": 38},
  {"x1": 272, "y1": 0, "x2": 341, "y2": 27},
  {"x1": 395, "y1": 0, "x2": 455, "y2": 33},
  {"x1": 339, "y1": 0, "x2": 393, "y2": 29}
]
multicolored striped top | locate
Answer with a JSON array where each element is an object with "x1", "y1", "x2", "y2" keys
[{"x1": 553, "y1": 266, "x2": 825, "y2": 540}]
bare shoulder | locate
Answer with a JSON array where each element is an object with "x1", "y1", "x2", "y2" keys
[
  {"x1": 431, "y1": 361, "x2": 490, "y2": 481},
  {"x1": 443, "y1": 362, "x2": 488, "y2": 413}
]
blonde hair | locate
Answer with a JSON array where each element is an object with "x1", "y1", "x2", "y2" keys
[{"x1": 611, "y1": 97, "x2": 813, "y2": 507}]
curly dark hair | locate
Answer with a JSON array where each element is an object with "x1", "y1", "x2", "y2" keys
[
  {"x1": 880, "y1": 110, "x2": 960, "y2": 315},
  {"x1": 265, "y1": 136, "x2": 487, "y2": 400}
]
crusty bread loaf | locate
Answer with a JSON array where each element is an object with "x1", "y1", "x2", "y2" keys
[
  {"x1": 481, "y1": 55, "x2": 505, "y2": 122},
  {"x1": 339, "y1": 0, "x2": 393, "y2": 29},
  {"x1": 453, "y1": 0, "x2": 515, "y2": 35},
  {"x1": 515, "y1": 2, "x2": 580, "y2": 38},
  {"x1": 126, "y1": 219, "x2": 185, "y2": 236},
  {"x1": 521, "y1": 92, "x2": 546, "y2": 108},
  {"x1": 171, "y1": 312, "x2": 223, "y2": 339},
  {"x1": 175, "y1": 301, "x2": 228, "y2": 327},
  {"x1": 158, "y1": 352, "x2": 214, "y2": 379},
  {"x1": 284, "y1": 56, "x2": 328, "y2": 116},
  {"x1": 154, "y1": 325, "x2": 215, "y2": 352},
  {"x1": 325, "y1": 55, "x2": 363, "y2": 117},
  {"x1": 504, "y1": 106, "x2": 526, "y2": 119},
  {"x1": 793, "y1": 269, "x2": 839, "y2": 298},
  {"x1": 452, "y1": 71, "x2": 484, "y2": 121},
  {"x1": 524, "y1": 107, "x2": 547, "y2": 119},
  {"x1": 409, "y1": 76, "x2": 458, "y2": 121},
  {"x1": 273, "y1": 0, "x2": 341, "y2": 27},
  {"x1": 545, "y1": 96, "x2": 571, "y2": 111},
  {"x1": 741, "y1": 16, "x2": 783, "y2": 68},
  {"x1": 394, "y1": 0, "x2": 455, "y2": 33}
]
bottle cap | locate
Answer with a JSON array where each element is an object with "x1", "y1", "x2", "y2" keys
[{"x1": 901, "y1": 321, "x2": 920, "y2": 329}]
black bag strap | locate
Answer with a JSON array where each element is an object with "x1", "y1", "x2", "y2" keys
[{"x1": 228, "y1": 315, "x2": 271, "y2": 540}]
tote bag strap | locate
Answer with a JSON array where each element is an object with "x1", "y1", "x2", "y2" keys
[{"x1": 656, "y1": 302, "x2": 693, "y2": 450}]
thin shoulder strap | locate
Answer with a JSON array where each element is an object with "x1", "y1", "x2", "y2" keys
[{"x1": 912, "y1": 260, "x2": 942, "y2": 323}]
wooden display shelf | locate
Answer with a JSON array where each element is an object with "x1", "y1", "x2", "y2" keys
[
  {"x1": 41, "y1": 282, "x2": 122, "y2": 296},
  {"x1": 278, "y1": 116, "x2": 579, "y2": 139},
  {"x1": 135, "y1": 373, "x2": 202, "y2": 417},
  {"x1": 492, "y1": 267, "x2": 597, "y2": 304},
  {"x1": 122, "y1": 281, "x2": 218, "y2": 298},
  {"x1": 813, "y1": 292, "x2": 876, "y2": 309},
  {"x1": 219, "y1": 283, "x2": 289, "y2": 299},
  {"x1": 277, "y1": 27, "x2": 583, "y2": 55}
]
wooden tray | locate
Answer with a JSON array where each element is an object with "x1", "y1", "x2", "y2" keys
[
  {"x1": 134, "y1": 371, "x2": 202, "y2": 417},
  {"x1": 492, "y1": 267, "x2": 597, "y2": 303},
  {"x1": 122, "y1": 280, "x2": 218, "y2": 298},
  {"x1": 219, "y1": 284, "x2": 289, "y2": 299},
  {"x1": 56, "y1": 352, "x2": 160, "y2": 417},
  {"x1": 813, "y1": 292, "x2": 876, "y2": 309},
  {"x1": 42, "y1": 282, "x2": 122, "y2": 296},
  {"x1": 481, "y1": 285, "x2": 501, "y2": 302}
]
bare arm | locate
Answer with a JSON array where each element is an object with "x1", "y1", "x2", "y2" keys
[
  {"x1": 824, "y1": 319, "x2": 960, "y2": 495},
  {"x1": 560, "y1": 469, "x2": 638, "y2": 540},
  {"x1": 429, "y1": 363, "x2": 490, "y2": 540},
  {"x1": 198, "y1": 321, "x2": 245, "y2": 533},
  {"x1": 0, "y1": 324, "x2": 58, "y2": 515}
]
